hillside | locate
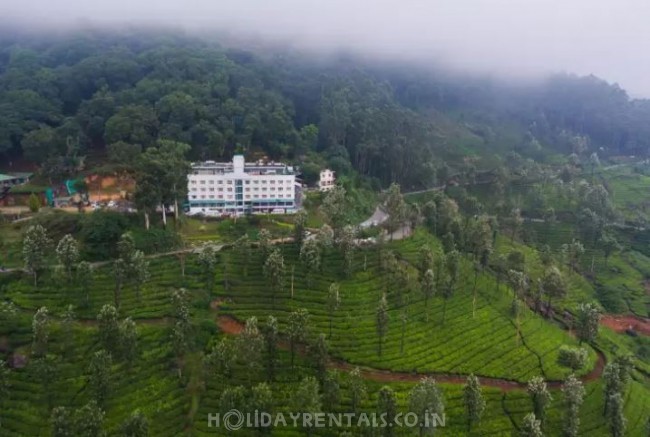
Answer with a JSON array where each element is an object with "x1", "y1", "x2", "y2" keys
[
  {"x1": 3, "y1": 29, "x2": 650, "y2": 191},
  {"x1": 1, "y1": 27, "x2": 650, "y2": 437}
]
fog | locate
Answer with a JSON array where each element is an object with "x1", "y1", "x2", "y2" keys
[{"x1": 4, "y1": 0, "x2": 650, "y2": 97}]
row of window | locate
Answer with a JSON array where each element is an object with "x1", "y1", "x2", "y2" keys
[
  {"x1": 190, "y1": 202, "x2": 294, "y2": 208},
  {"x1": 191, "y1": 186, "x2": 290, "y2": 193},
  {"x1": 190, "y1": 179, "x2": 292, "y2": 185},
  {"x1": 190, "y1": 194, "x2": 293, "y2": 200}
]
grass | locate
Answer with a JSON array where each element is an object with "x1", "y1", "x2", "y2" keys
[{"x1": 1, "y1": 227, "x2": 649, "y2": 436}]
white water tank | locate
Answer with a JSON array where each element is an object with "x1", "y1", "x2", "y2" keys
[{"x1": 233, "y1": 155, "x2": 245, "y2": 174}]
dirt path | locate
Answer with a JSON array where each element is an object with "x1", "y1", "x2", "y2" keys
[
  {"x1": 216, "y1": 313, "x2": 606, "y2": 392},
  {"x1": 0, "y1": 245, "x2": 222, "y2": 274},
  {"x1": 600, "y1": 314, "x2": 650, "y2": 336}
]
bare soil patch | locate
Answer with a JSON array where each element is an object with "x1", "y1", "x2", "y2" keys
[{"x1": 601, "y1": 314, "x2": 650, "y2": 336}]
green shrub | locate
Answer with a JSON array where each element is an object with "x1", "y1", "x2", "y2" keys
[
  {"x1": 595, "y1": 286, "x2": 627, "y2": 313},
  {"x1": 79, "y1": 211, "x2": 130, "y2": 260},
  {"x1": 131, "y1": 228, "x2": 180, "y2": 254},
  {"x1": 28, "y1": 193, "x2": 40, "y2": 212}
]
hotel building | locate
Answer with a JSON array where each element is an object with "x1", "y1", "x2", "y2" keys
[{"x1": 187, "y1": 155, "x2": 297, "y2": 216}]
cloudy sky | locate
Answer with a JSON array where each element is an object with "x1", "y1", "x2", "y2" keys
[{"x1": 5, "y1": 0, "x2": 650, "y2": 96}]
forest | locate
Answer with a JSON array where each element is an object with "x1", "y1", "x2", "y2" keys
[{"x1": 2, "y1": 28, "x2": 650, "y2": 189}]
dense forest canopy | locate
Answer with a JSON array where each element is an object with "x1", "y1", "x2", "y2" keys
[{"x1": 1, "y1": 28, "x2": 650, "y2": 189}]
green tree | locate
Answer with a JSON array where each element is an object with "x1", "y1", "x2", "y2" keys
[
  {"x1": 130, "y1": 250, "x2": 150, "y2": 301},
  {"x1": 170, "y1": 289, "x2": 192, "y2": 371},
  {"x1": 50, "y1": 406, "x2": 74, "y2": 437},
  {"x1": 97, "y1": 304, "x2": 120, "y2": 355},
  {"x1": 121, "y1": 409, "x2": 149, "y2": 437},
  {"x1": 437, "y1": 197, "x2": 460, "y2": 236},
  {"x1": 377, "y1": 386, "x2": 398, "y2": 437},
  {"x1": 264, "y1": 249, "x2": 285, "y2": 307},
  {"x1": 28, "y1": 192, "x2": 41, "y2": 212},
  {"x1": 22, "y1": 224, "x2": 51, "y2": 286},
  {"x1": 384, "y1": 183, "x2": 406, "y2": 238},
  {"x1": 258, "y1": 229, "x2": 272, "y2": 258},
  {"x1": 300, "y1": 238, "x2": 321, "y2": 287},
  {"x1": 0, "y1": 359, "x2": 11, "y2": 401},
  {"x1": 557, "y1": 345, "x2": 588, "y2": 373},
  {"x1": 420, "y1": 268, "x2": 436, "y2": 321},
  {"x1": 562, "y1": 374, "x2": 586, "y2": 437},
  {"x1": 561, "y1": 239, "x2": 584, "y2": 272},
  {"x1": 104, "y1": 104, "x2": 159, "y2": 148},
  {"x1": 399, "y1": 308, "x2": 408, "y2": 354},
  {"x1": 310, "y1": 333, "x2": 329, "y2": 383},
  {"x1": 292, "y1": 377, "x2": 322, "y2": 434},
  {"x1": 507, "y1": 269, "x2": 528, "y2": 344},
  {"x1": 61, "y1": 304, "x2": 76, "y2": 358},
  {"x1": 603, "y1": 362, "x2": 622, "y2": 416},
  {"x1": 510, "y1": 208, "x2": 523, "y2": 243},
  {"x1": 22, "y1": 125, "x2": 56, "y2": 163},
  {"x1": 326, "y1": 283, "x2": 341, "y2": 338},
  {"x1": 237, "y1": 316, "x2": 263, "y2": 380},
  {"x1": 423, "y1": 200, "x2": 437, "y2": 234},
  {"x1": 322, "y1": 370, "x2": 340, "y2": 412},
  {"x1": 296, "y1": 124, "x2": 319, "y2": 155},
  {"x1": 375, "y1": 293, "x2": 389, "y2": 356},
  {"x1": 205, "y1": 338, "x2": 236, "y2": 380},
  {"x1": 348, "y1": 367, "x2": 367, "y2": 414},
  {"x1": 55, "y1": 234, "x2": 79, "y2": 284},
  {"x1": 197, "y1": 245, "x2": 218, "y2": 293},
  {"x1": 441, "y1": 250, "x2": 460, "y2": 324},
  {"x1": 469, "y1": 216, "x2": 493, "y2": 317},
  {"x1": 119, "y1": 317, "x2": 138, "y2": 367},
  {"x1": 541, "y1": 266, "x2": 566, "y2": 314},
  {"x1": 606, "y1": 393, "x2": 627, "y2": 437},
  {"x1": 418, "y1": 245, "x2": 435, "y2": 276},
  {"x1": 463, "y1": 374, "x2": 485, "y2": 432},
  {"x1": 575, "y1": 303, "x2": 600, "y2": 345},
  {"x1": 87, "y1": 350, "x2": 112, "y2": 407},
  {"x1": 613, "y1": 355, "x2": 634, "y2": 387},
  {"x1": 338, "y1": 225, "x2": 356, "y2": 276},
  {"x1": 316, "y1": 224, "x2": 334, "y2": 250},
  {"x1": 263, "y1": 315, "x2": 279, "y2": 381},
  {"x1": 107, "y1": 141, "x2": 142, "y2": 169},
  {"x1": 112, "y1": 258, "x2": 127, "y2": 309},
  {"x1": 74, "y1": 400, "x2": 105, "y2": 437},
  {"x1": 247, "y1": 383, "x2": 274, "y2": 433},
  {"x1": 234, "y1": 234, "x2": 251, "y2": 276},
  {"x1": 133, "y1": 171, "x2": 161, "y2": 230},
  {"x1": 33, "y1": 354, "x2": 59, "y2": 409},
  {"x1": 519, "y1": 413, "x2": 543, "y2": 437},
  {"x1": 76, "y1": 261, "x2": 94, "y2": 307},
  {"x1": 32, "y1": 306, "x2": 50, "y2": 357},
  {"x1": 219, "y1": 386, "x2": 246, "y2": 414},
  {"x1": 293, "y1": 209, "x2": 308, "y2": 246},
  {"x1": 600, "y1": 232, "x2": 621, "y2": 267},
  {"x1": 527, "y1": 376, "x2": 552, "y2": 428},
  {"x1": 157, "y1": 140, "x2": 191, "y2": 221},
  {"x1": 320, "y1": 185, "x2": 347, "y2": 233},
  {"x1": 408, "y1": 377, "x2": 445, "y2": 437},
  {"x1": 288, "y1": 308, "x2": 309, "y2": 368}
]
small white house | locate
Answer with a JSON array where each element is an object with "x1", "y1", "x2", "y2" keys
[{"x1": 318, "y1": 169, "x2": 336, "y2": 192}]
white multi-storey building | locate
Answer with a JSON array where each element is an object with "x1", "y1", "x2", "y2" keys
[
  {"x1": 319, "y1": 169, "x2": 336, "y2": 191},
  {"x1": 187, "y1": 155, "x2": 297, "y2": 216}
]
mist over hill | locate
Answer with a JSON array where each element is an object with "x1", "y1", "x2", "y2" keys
[{"x1": 1, "y1": 26, "x2": 649, "y2": 190}]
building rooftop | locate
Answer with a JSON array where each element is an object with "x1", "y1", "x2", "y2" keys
[
  {"x1": 191, "y1": 156, "x2": 295, "y2": 176},
  {"x1": 0, "y1": 172, "x2": 33, "y2": 181}
]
